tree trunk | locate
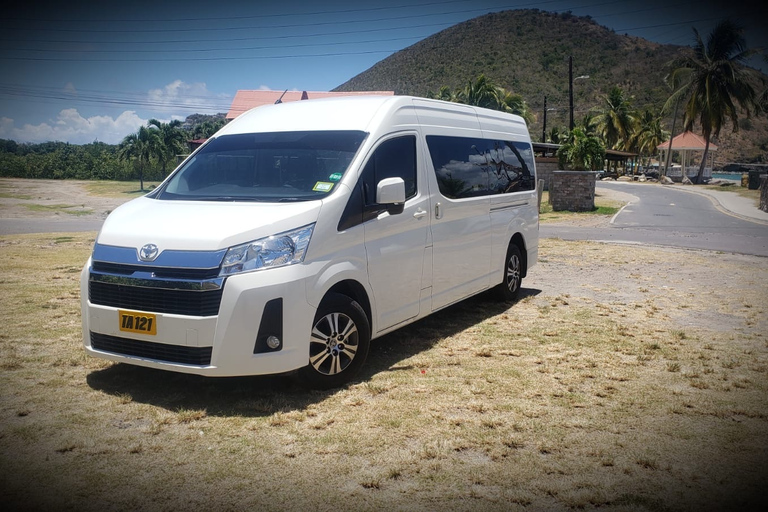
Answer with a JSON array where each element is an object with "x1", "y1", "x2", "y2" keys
[
  {"x1": 695, "y1": 137, "x2": 710, "y2": 184},
  {"x1": 662, "y1": 99, "x2": 680, "y2": 178}
]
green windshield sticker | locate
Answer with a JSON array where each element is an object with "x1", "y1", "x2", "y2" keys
[
  {"x1": 313, "y1": 182, "x2": 334, "y2": 192},
  {"x1": 329, "y1": 173, "x2": 343, "y2": 182}
]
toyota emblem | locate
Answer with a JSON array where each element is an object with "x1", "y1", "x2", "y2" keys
[{"x1": 139, "y1": 243, "x2": 159, "y2": 262}]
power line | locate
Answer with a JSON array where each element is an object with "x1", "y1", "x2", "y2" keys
[{"x1": 2, "y1": 0, "x2": 470, "y2": 23}]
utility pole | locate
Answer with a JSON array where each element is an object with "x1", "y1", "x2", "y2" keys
[
  {"x1": 542, "y1": 96, "x2": 547, "y2": 142},
  {"x1": 569, "y1": 56, "x2": 574, "y2": 131}
]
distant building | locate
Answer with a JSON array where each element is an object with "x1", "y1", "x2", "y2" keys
[{"x1": 226, "y1": 89, "x2": 395, "y2": 120}]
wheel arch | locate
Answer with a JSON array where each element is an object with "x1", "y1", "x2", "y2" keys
[{"x1": 323, "y1": 279, "x2": 373, "y2": 336}]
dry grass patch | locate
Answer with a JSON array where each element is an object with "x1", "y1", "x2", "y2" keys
[{"x1": 1, "y1": 234, "x2": 767, "y2": 511}]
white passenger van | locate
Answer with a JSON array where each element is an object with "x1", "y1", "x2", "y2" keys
[{"x1": 81, "y1": 95, "x2": 538, "y2": 388}]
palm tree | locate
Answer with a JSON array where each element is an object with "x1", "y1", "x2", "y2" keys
[
  {"x1": 426, "y1": 86, "x2": 458, "y2": 103},
  {"x1": 191, "y1": 119, "x2": 227, "y2": 140},
  {"x1": 427, "y1": 75, "x2": 534, "y2": 126},
  {"x1": 577, "y1": 112, "x2": 599, "y2": 136},
  {"x1": 557, "y1": 127, "x2": 605, "y2": 171},
  {"x1": 593, "y1": 86, "x2": 637, "y2": 151},
  {"x1": 498, "y1": 91, "x2": 535, "y2": 126},
  {"x1": 457, "y1": 74, "x2": 500, "y2": 110},
  {"x1": 118, "y1": 125, "x2": 159, "y2": 191},
  {"x1": 548, "y1": 126, "x2": 568, "y2": 144},
  {"x1": 148, "y1": 119, "x2": 186, "y2": 177},
  {"x1": 665, "y1": 20, "x2": 759, "y2": 183},
  {"x1": 632, "y1": 110, "x2": 669, "y2": 165}
]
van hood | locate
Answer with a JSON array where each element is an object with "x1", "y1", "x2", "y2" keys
[{"x1": 96, "y1": 196, "x2": 322, "y2": 252}]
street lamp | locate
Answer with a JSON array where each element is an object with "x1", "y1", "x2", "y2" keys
[
  {"x1": 541, "y1": 95, "x2": 557, "y2": 142},
  {"x1": 568, "y1": 55, "x2": 589, "y2": 131}
]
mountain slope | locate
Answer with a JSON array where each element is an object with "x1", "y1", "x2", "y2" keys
[{"x1": 334, "y1": 9, "x2": 767, "y2": 164}]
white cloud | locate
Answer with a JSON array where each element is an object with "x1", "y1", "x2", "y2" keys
[
  {"x1": 0, "y1": 80, "x2": 231, "y2": 145},
  {"x1": 0, "y1": 109, "x2": 147, "y2": 145},
  {"x1": 147, "y1": 80, "x2": 231, "y2": 115}
]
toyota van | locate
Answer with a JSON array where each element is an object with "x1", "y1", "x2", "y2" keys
[{"x1": 81, "y1": 95, "x2": 539, "y2": 388}]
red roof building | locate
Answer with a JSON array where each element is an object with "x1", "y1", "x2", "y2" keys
[
  {"x1": 226, "y1": 89, "x2": 395, "y2": 119},
  {"x1": 657, "y1": 131, "x2": 718, "y2": 151}
]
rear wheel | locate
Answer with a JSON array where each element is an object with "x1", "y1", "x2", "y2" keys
[
  {"x1": 297, "y1": 293, "x2": 370, "y2": 389},
  {"x1": 496, "y1": 244, "x2": 523, "y2": 302}
]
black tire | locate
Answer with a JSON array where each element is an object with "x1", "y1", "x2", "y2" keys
[
  {"x1": 496, "y1": 244, "x2": 523, "y2": 302},
  {"x1": 297, "y1": 293, "x2": 371, "y2": 389}
]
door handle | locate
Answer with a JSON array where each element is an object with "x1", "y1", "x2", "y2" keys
[
  {"x1": 413, "y1": 208, "x2": 427, "y2": 219},
  {"x1": 434, "y1": 202, "x2": 442, "y2": 219}
]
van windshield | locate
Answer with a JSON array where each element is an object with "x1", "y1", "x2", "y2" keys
[{"x1": 154, "y1": 131, "x2": 367, "y2": 202}]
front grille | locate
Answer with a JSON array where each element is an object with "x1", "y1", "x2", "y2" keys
[
  {"x1": 90, "y1": 332, "x2": 213, "y2": 366},
  {"x1": 91, "y1": 261, "x2": 221, "y2": 280},
  {"x1": 89, "y1": 280, "x2": 222, "y2": 316}
]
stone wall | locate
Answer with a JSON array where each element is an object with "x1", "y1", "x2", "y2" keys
[
  {"x1": 760, "y1": 175, "x2": 768, "y2": 213},
  {"x1": 535, "y1": 157, "x2": 560, "y2": 191},
  {"x1": 550, "y1": 171, "x2": 597, "y2": 212}
]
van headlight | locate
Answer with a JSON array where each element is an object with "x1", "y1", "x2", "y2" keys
[{"x1": 219, "y1": 224, "x2": 314, "y2": 276}]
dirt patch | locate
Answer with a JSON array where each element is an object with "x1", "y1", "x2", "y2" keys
[{"x1": 0, "y1": 178, "x2": 128, "y2": 220}]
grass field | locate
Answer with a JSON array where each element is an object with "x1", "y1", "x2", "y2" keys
[{"x1": 1, "y1": 233, "x2": 766, "y2": 511}]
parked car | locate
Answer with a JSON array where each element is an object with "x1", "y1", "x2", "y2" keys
[{"x1": 81, "y1": 96, "x2": 540, "y2": 388}]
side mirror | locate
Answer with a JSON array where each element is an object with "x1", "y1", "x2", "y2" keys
[{"x1": 376, "y1": 177, "x2": 406, "y2": 205}]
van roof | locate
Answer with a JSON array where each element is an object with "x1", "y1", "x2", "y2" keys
[{"x1": 215, "y1": 95, "x2": 530, "y2": 140}]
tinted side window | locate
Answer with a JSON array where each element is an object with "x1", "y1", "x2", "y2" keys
[
  {"x1": 426, "y1": 136, "x2": 535, "y2": 199},
  {"x1": 426, "y1": 136, "x2": 490, "y2": 199},
  {"x1": 361, "y1": 136, "x2": 417, "y2": 205},
  {"x1": 487, "y1": 141, "x2": 536, "y2": 193}
]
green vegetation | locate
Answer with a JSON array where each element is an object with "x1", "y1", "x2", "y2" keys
[
  {"x1": 336, "y1": 9, "x2": 767, "y2": 165},
  {"x1": 0, "y1": 114, "x2": 225, "y2": 184},
  {"x1": 665, "y1": 20, "x2": 762, "y2": 182},
  {"x1": 556, "y1": 127, "x2": 605, "y2": 171},
  {"x1": 426, "y1": 74, "x2": 534, "y2": 125}
]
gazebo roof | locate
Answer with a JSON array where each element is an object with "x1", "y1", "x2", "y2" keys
[{"x1": 657, "y1": 131, "x2": 717, "y2": 151}]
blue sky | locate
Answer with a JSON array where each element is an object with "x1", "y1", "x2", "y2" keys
[{"x1": 0, "y1": 0, "x2": 764, "y2": 144}]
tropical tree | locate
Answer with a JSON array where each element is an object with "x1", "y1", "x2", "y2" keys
[
  {"x1": 427, "y1": 75, "x2": 535, "y2": 126},
  {"x1": 148, "y1": 119, "x2": 186, "y2": 177},
  {"x1": 557, "y1": 127, "x2": 605, "y2": 171},
  {"x1": 593, "y1": 86, "x2": 637, "y2": 151},
  {"x1": 547, "y1": 126, "x2": 568, "y2": 144},
  {"x1": 632, "y1": 110, "x2": 669, "y2": 164},
  {"x1": 190, "y1": 119, "x2": 227, "y2": 140},
  {"x1": 426, "y1": 85, "x2": 458, "y2": 103},
  {"x1": 665, "y1": 20, "x2": 759, "y2": 183},
  {"x1": 456, "y1": 74, "x2": 500, "y2": 110},
  {"x1": 118, "y1": 125, "x2": 160, "y2": 191},
  {"x1": 498, "y1": 90, "x2": 535, "y2": 125},
  {"x1": 577, "y1": 112, "x2": 599, "y2": 136}
]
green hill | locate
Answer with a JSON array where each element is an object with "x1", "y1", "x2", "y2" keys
[{"x1": 334, "y1": 9, "x2": 767, "y2": 164}]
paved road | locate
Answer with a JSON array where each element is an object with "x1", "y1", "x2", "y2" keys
[
  {"x1": 542, "y1": 181, "x2": 768, "y2": 257},
  {"x1": 3, "y1": 180, "x2": 767, "y2": 256}
]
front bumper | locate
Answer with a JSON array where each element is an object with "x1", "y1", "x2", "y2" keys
[{"x1": 81, "y1": 258, "x2": 316, "y2": 377}]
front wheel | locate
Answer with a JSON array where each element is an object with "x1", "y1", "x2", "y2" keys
[
  {"x1": 496, "y1": 244, "x2": 523, "y2": 302},
  {"x1": 297, "y1": 293, "x2": 370, "y2": 389}
]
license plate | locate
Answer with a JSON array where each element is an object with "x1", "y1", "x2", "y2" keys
[{"x1": 118, "y1": 310, "x2": 157, "y2": 336}]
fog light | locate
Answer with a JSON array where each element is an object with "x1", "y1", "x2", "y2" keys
[{"x1": 266, "y1": 335, "x2": 281, "y2": 350}]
